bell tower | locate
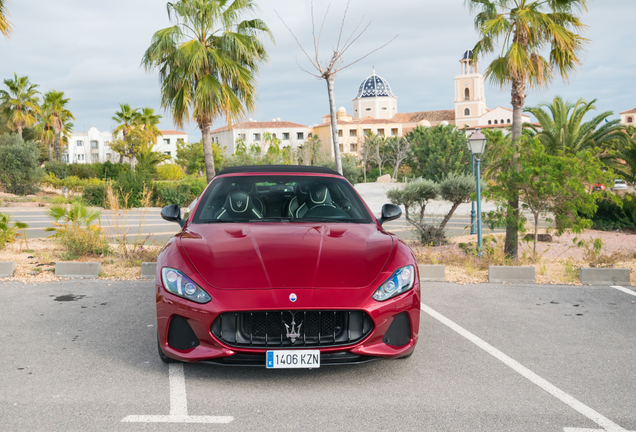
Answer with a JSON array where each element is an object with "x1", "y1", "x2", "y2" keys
[{"x1": 455, "y1": 50, "x2": 488, "y2": 128}]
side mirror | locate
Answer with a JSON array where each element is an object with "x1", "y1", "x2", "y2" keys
[
  {"x1": 161, "y1": 204, "x2": 185, "y2": 228},
  {"x1": 378, "y1": 203, "x2": 402, "y2": 226}
]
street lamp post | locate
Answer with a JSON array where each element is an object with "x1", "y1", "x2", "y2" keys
[
  {"x1": 467, "y1": 128, "x2": 487, "y2": 254},
  {"x1": 470, "y1": 154, "x2": 477, "y2": 235}
]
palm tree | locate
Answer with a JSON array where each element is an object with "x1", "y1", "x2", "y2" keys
[
  {"x1": 138, "y1": 107, "x2": 162, "y2": 137},
  {"x1": 37, "y1": 97, "x2": 75, "y2": 162},
  {"x1": 467, "y1": 0, "x2": 588, "y2": 258},
  {"x1": 0, "y1": 74, "x2": 41, "y2": 138},
  {"x1": 0, "y1": 0, "x2": 12, "y2": 38},
  {"x1": 41, "y1": 90, "x2": 74, "y2": 161},
  {"x1": 112, "y1": 103, "x2": 140, "y2": 163},
  {"x1": 525, "y1": 96, "x2": 630, "y2": 164},
  {"x1": 142, "y1": 0, "x2": 273, "y2": 183}
]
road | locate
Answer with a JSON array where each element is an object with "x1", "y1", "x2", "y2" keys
[{"x1": 1, "y1": 280, "x2": 634, "y2": 431}]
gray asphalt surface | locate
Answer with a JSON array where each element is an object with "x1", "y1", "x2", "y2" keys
[{"x1": 1, "y1": 280, "x2": 634, "y2": 431}]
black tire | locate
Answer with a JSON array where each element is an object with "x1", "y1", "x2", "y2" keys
[{"x1": 157, "y1": 334, "x2": 178, "y2": 363}]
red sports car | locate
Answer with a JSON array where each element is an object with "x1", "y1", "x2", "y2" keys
[{"x1": 156, "y1": 166, "x2": 420, "y2": 368}]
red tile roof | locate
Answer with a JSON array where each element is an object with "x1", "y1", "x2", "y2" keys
[
  {"x1": 159, "y1": 130, "x2": 187, "y2": 135},
  {"x1": 211, "y1": 121, "x2": 308, "y2": 134},
  {"x1": 620, "y1": 108, "x2": 636, "y2": 115},
  {"x1": 465, "y1": 122, "x2": 540, "y2": 130},
  {"x1": 391, "y1": 110, "x2": 456, "y2": 123}
]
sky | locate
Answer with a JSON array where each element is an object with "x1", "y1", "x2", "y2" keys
[{"x1": 1, "y1": 0, "x2": 635, "y2": 141}]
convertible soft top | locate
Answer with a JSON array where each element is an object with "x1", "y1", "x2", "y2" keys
[{"x1": 216, "y1": 165, "x2": 341, "y2": 176}]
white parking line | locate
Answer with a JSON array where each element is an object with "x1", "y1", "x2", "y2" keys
[
  {"x1": 611, "y1": 286, "x2": 636, "y2": 297},
  {"x1": 564, "y1": 429, "x2": 635, "y2": 432},
  {"x1": 421, "y1": 303, "x2": 628, "y2": 432},
  {"x1": 121, "y1": 363, "x2": 233, "y2": 424}
]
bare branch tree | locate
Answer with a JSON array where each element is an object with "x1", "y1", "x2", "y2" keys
[
  {"x1": 386, "y1": 136, "x2": 412, "y2": 180},
  {"x1": 276, "y1": 1, "x2": 397, "y2": 175}
]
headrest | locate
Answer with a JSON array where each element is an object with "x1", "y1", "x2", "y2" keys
[
  {"x1": 227, "y1": 191, "x2": 251, "y2": 214},
  {"x1": 308, "y1": 184, "x2": 331, "y2": 205}
]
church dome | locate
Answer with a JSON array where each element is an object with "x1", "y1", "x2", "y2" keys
[
  {"x1": 355, "y1": 72, "x2": 395, "y2": 99},
  {"x1": 462, "y1": 49, "x2": 473, "y2": 60}
]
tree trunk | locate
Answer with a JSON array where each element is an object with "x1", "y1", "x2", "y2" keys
[
  {"x1": 54, "y1": 130, "x2": 61, "y2": 161},
  {"x1": 200, "y1": 122, "x2": 215, "y2": 184},
  {"x1": 130, "y1": 154, "x2": 135, "y2": 172},
  {"x1": 439, "y1": 201, "x2": 462, "y2": 232},
  {"x1": 504, "y1": 76, "x2": 527, "y2": 259},
  {"x1": 533, "y1": 212, "x2": 539, "y2": 257},
  {"x1": 48, "y1": 142, "x2": 53, "y2": 162},
  {"x1": 326, "y1": 75, "x2": 343, "y2": 175},
  {"x1": 17, "y1": 126, "x2": 23, "y2": 139}
]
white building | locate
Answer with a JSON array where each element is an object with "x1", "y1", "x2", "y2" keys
[
  {"x1": 620, "y1": 108, "x2": 636, "y2": 126},
  {"x1": 211, "y1": 120, "x2": 310, "y2": 156},
  {"x1": 64, "y1": 128, "x2": 188, "y2": 164}
]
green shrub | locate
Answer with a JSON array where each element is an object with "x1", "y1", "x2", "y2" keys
[
  {"x1": 0, "y1": 212, "x2": 29, "y2": 249},
  {"x1": 318, "y1": 154, "x2": 362, "y2": 185},
  {"x1": 181, "y1": 176, "x2": 207, "y2": 197},
  {"x1": 44, "y1": 160, "x2": 69, "y2": 179},
  {"x1": 157, "y1": 164, "x2": 185, "y2": 181},
  {"x1": 591, "y1": 194, "x2": 636, "y2": 231},
  {"x1": 0, "y1": 134, "x2": 42, "y2": 195},
  {"x1": 115, "y1": 171, "x2": 155, "y2": 207},
  {"x1": 159, "y1": 183, "x2": 192, "y2": 207},
  {"x1": 83, "y1": 183, "x2": 107, "y2": 207},
  {"x1": 45, "y1": 202, "x2": 109, "y2": 259},
  {"x1": 68, "y1": 163, "x2": 97, "y2": 179}
]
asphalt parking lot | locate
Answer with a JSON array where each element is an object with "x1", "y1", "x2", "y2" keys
[{"x1": 1, "y1": 280, "x2": 635, "y2": 432}]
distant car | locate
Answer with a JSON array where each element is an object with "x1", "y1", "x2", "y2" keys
[
  {"x1": 613, "y1": 179, "x2": 628, "y2": 190},
  {"x1": 593, "y1": 183, "x2": 605, "y2": 192},
  {"x1": 155, "y1": 165, "x2": 420, "y2": 367}
]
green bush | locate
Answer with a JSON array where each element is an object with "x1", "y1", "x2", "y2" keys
[
  {"x1": 591, "y1": 194, "x2": 636, "y2": 231},
  {"x1": 0, "y1": 134, "x2": 42, "y2": 195},
  {"x1": 0, "y1": 212, "x2": 28, "y2": 249},
  {"x1": 180, "y1": 176, "x2": 207, "y2": 197},
  {"x1": 115, "y1": 171, "x2": 155, "y2": 207},
  {"x1": 159, "y1": 183, "x2": 192, "y2": 207},
  {"x1": 83, "y1": 183, "x2": 107, "y2": 207},
  {"x1": 69, "y1": 163, "x2": 97, "y2": 179},
  {"x1": 44, "y1": 160, "x2": 69, "y2": 179},
  {"x1": 318, "y1": 154, "x2": 362, "y2": 185},
  {"x1": 156, "y1": 163, "x2": 185, "y2": 180}
]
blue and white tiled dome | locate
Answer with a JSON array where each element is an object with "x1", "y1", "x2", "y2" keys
[
  {"x1": 355, "y1": 72, "x2": 395, "y2": 99},
  {"x1": 462, "y1": 49, "x2": 473, "y2": 60}
]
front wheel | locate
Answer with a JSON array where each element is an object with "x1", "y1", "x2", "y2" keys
[{"x1": 157, "y1": 334, "x2": 178, "y2": 364}]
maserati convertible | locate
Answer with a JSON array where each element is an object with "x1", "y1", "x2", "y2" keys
[{"x1": 156, "y1": 165, "x2": 420, "y2": 367}]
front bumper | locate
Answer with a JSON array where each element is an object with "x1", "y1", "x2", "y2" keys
[{"x1": 156, "y1": 282, "x2": 420, "y2": 364}]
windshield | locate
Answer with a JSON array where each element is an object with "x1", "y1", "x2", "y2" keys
[{"x1": 191, "y1": 175, "x2": 373, "y2": 224}]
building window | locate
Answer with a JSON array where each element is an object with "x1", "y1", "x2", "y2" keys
[
  {"x1": 91, "y1": 154, "x2": 99, "y2": 163},
  {"x1": 253, "y1": 133, "x2": 261, "y2": 141},
  {"x1": 177, "y1": 138, "x2": 184, "y2": 144},
  {"x1": 501, "y1": 119, "x2": 504, "y2": 124},
  {"x1": 391, "y1": 128, "x2": 398, "y2": 136},
  {"x1": 163, "y1": 139, "x2": 170, "y2": 145},
  {"x1": 76, "y1": 140, "x2": 84, "y2": 147},
  {"x1": 238, "y1": 133, "x2": 246, "y2": 140},
  {"x1": 339, "y1": 143, "x2": 344, "y2": 153},
  {"x1": 308, "y1": 133, "x2": 313, "y2": 138},
  {"x1": 272, "y1": 133, "x2": 277, "y2": 139},
  {"x1": 164, "y1": 151, "x2": 171, "y2": 156},
  {"x1": 377, "y1": 129, "x2": 385, "y2": 136},
  {"x1": 350, "y1": 143, "x2": 358, "y2": 152},
  {"x1": 91, "y1": 140, "x2": 99, "y2": 149},
  {"x1": 488, "y1": 120, "x2": 492, "y2": 125},
  {"x1": 507, "y1": 119, "x2": 511, "y2": 123},
  {"x1": 363, "y1": 129, "x2": 371, "y2": 136},
  {"x1": 77, "y1": 154, "x2": 85, "y2": 161},
  {"x1": 464, "y1": 108, "x2": 470, "y2": 116},
  {"x1": 104, "y1": 141, "x2": 110, "y2": 147},
  {"x1": 494, "y1": 120, "x2": 498, "y2": 125},
  {"x1": 464, "y1": 88, "x2": 470, "y2": 101},
  {"x1": 297, "y1": 132, "x2": 304, "y2": 140},
  {"x1": 282, "y1": 132, "x2": 290, "y2": 140},
  {"x1": 365, "y1": 108, "x2": 372, "y2": 111},
  {"x1": 628, "y1": 117, "x2": 633, "y2": 123},
  {"x1": 338, "y1": 129, "x2": 343, "y2": 137},
  {"x1": 381, "y1": 107, "x2": 388, "y2": 111},
  {"x1": 349, "y1": 129, "x2": 357, "y2": 137}
]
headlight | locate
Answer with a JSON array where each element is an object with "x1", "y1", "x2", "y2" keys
[
  {"x1": 161, "y1": 267, "x2": 211, "y2": 304},
  {"x1": 373, "y1": 265, "x2": 415, "y2": 302}
]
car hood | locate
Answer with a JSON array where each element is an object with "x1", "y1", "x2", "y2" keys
[{"x1": 180, "y1": 222, "x2": 394, "y2": 289}]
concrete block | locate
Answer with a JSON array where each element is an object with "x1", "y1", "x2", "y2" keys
[
  {"x1": 55, "y1": 262, "x2": 101, "y2": 279},
  {"x1": 489, "y1": 266, "x2": 535, "y2": 284},
  {"x1": 579, "y1": 268, "x2": 631, "y2": 286},
  {"x1": 141, "y1": 262, "x2": 158, "y2": 280},
  {"x1": 0, "y1": 261, "x2": 16, "y2": 278},
  {"x1": 419, "y1": 264, "x2": 446, "y2": 282}
]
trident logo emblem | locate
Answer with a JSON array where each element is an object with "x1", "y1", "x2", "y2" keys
[
  {"x1": 315, "y1": 190, "x2": 322, "y2": 198},
  {"x1": 285, "y1": 312, "x2": 302, "y2": 344},
  {"x1": 236, "y1": 201, "x2": 243, "y2": 208}
]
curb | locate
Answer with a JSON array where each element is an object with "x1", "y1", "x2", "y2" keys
[
  {"x1": 55, "y1": 262, "x2": 101, "y2": 279},
  {"x1": 489, "y1": 265, "x2": 535, "y2": 284},
  {"x1": 580, "y1": 268, "x2": 631, "y2": 286},
  {"x1": 419, "y1": 264, "x2": 446, "y2": 282},
  {"x1": 141, "y1": 262, "x2": 157, "y2": 280},
  {"x1": 0, "y1": 261, "x2": 16, "y2": 278}
]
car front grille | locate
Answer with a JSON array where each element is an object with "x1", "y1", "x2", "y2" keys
[{"x1": 211, "y1": 310, "x2": 374, "y2": 348}]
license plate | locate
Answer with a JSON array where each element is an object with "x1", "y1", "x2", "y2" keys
[{"x1": 266, "y1": 350, "x2": 320, "y2": 369}]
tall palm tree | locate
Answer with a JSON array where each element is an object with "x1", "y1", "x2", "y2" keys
[
  {"x1": 0, "y1": 74, "x2": 41, "y2": 138},
  {"x1": 142, "y1": 0, "x2": 273, "y2": 183},
  {"x1": 467, "y1": 0, "x2": 588, "y2": 258},
  {"x1": 41, "y1": 90, "x2": 74, "y2": 161},
  {"x1": 112, "y1": 103, "x2": 140, "y2": 140},
  {"x1": 0, "y1": 0, "x2": 12, "y2": 38},
  {"x1": 138, "y1": 107, "x2": 163, "y2": 139},
  {"x1": 525, "y1": 96, "x2": 630, "y2": 160}
]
